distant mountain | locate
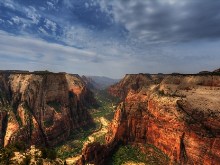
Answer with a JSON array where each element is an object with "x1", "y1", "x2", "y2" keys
[
  {"x1": 198, "y1": 68, "x2": 220, "y2": 75},
  {"x1": 82, "y1": 76, "x2": 120, "y2": 90},
  {"x1": 213, "y1": 68, "x2": 220, "y2": 73}
]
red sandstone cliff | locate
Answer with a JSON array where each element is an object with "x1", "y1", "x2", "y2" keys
[
  {"x1": 81, "y1": 74, "x2": 220, "y2": 165},
  {"x1": 0, "y1": 72, "x2": 94, "y2": 147}
]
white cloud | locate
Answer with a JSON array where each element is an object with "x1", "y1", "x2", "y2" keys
[
  {"x1": 10, "y1": 15, "x2": 39, "y2": 31},
  {"x1": 25, "y1": 6, "x2": 40, "y2": 24},
  {"x1": 47, "y1": 0, "x2": 59, "y2": 9},
  {"x1": 11, "y1": 16, "x2": 21, "y2": 24},
  {"x1": 0, "y1": 30, "x2": 133, "y2": 78},
  {"x1": 1, "y1": 0, "x2": 15, "y2": 9},
  {"x1": 7, "y1": 20, "x2": 13, "y2": 25},
  {"x1": 63, "y1": 0, "x2": 73, "y2": 8},
  {"x1": 39, "y1": 6, "x2": 46, "y2": 11},
  {"x1": 61, "y1": 25, "x2": 134, "y2": 62},
  {"x1": 0, "y1": 18, "x2": 4, "y2": 23},
  {"x1": 0, "y1": 30, "x2": 101, "y2": 64},
  {"x1": 62, "y1": 25, "x2": 92, "y2": 48},
  {"x1": 96, "y1": 0, "x2": 111, "y2": 14},
  {"x1": 0, "y1": 29, "x2": 220, "y2": 78},
  {"x1": 47, "y1": 1, "x2": 55, "y2": 9},
  {"x1": 1, "y1": 1, "x2": 41, "y2": 26},
  {"x1": 38, "y1": 27, "x2": 49, "y2": 36},
  {"x1": 44, "y1": 19, "x2": 57, "y2": 33},
  {"x1": 85, "y1": 2, "x2": 89, "y2": 8}
]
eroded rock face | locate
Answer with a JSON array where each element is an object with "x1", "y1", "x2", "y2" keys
[
  {"x1": 0, "y1": 72, "x2": 94, "y2": 147},
  {"x1": 82, "y1": 74, "x2": 220, "y2": 164}
]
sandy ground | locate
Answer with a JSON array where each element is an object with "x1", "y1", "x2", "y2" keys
[{"x1": 84, "y1": 116, "x2": 109, "y2": 144}]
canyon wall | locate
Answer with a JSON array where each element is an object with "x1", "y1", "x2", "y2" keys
[
  {"x1": 0, "y1": 72, "x2": 94, "y2": 147},
  {"x1": 81, "y1": 73, "x2": 220, "y2": 165}
]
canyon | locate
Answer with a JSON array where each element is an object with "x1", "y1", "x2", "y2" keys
[
  {"x1": 0, "y1": 71, "x2": 94, "y2": 148},
  {"x1": 0, "y1": 70, "x2": 220, "y2": 165},
  {"x1": 79, "y1": 72, "x2": 220, "y2": 165}
]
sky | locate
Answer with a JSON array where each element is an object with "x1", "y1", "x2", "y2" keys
[{"x1": 0, "y1": 0, "x2": 220, "y2": 78}]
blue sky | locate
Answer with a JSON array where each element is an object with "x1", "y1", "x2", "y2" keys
[{"x1": 0, "y1": 0, "x2": 220, "y2": 78}]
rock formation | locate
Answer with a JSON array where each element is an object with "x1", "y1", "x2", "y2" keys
[
  {"x1": 81, "y1": 74, "x2": 220, "y2": 164},
  {"x1": 213, "y1": 68, "x2": 220, "y2": 73},
  {"x1": 0, "y1": 72, "x2": 94, "y2": 147}
]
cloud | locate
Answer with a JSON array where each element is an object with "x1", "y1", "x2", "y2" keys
[
  {"x1": 0, "y1": 31, "x2": 101, "y2": 63},
  {"x1": 109, "y1": 0, "x2": 220, "y2": 42},
  {"x1": 10, "y1": 16, "x2": 31, "y2": 28},
  {"x1": 44, "y1": 18, "x2": 57, "y2": 33},
  {"x1": 1, "y1": 29, "x2": 220, "y2": 78},
  {"x1": 47, "y1": 1, "x2": 54, "y2": 9},
  {"x1": 63, "y1": 0, "x2": 73, "y2": 8},
  {"x1": 38, "y1": 27, "x2": 49, "y2": 35},
  {"x1": 7, "y1": 20, "x2": 13, "y2": 25},
  {"x1": 0, "y1": 18, "x2": 4, "y2": 23},
  {"x1": 11, "y1": 16, "x2": 21, "y2": 24},
  {"x1": 0, "y1": 0, "x2": 15, "y2": 9},
  {"x1": 1, "y1": 0, "x2": 220, "y2": 78},
  {"x1": 24, "y1": 6, "x2": 41, "y2": 24},
  {"x1": 0, "y1": 30, "x2": 134, "y2": 78},
  {"x1": 85, "y1": 2, "x2": 89, "y2": 8}
]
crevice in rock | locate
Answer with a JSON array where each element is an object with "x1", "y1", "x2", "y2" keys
[
  {"x1": 1, "y1": 113, "x2": 8, "y2": 147},
  {"x1": 179, "y1": 133, "x2": 187, "y2": 164}
]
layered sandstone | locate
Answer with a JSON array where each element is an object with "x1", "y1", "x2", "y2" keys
[
  {"x1": 81, "y1": 73, "x2": 220, "y2": 164},
  {"x1": 0, "y1": 72, "x2": 94, "y2": 147}
]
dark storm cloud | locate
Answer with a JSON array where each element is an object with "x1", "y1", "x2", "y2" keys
[{"x1": 111, "y1": 0, "x2": 220, "y2": 42}]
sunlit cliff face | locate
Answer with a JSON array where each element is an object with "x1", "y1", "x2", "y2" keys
[
  {"x1": 0, "y1": 72, "x2": 94, "y2": 147},
  {"x1": 79, "y1": 73, "x2": 220, "y2": 164}
]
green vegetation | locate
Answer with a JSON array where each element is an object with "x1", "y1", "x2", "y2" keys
[
  {"x1": 41, "y1": 148, "x2": 57, "y2": 160},
  {"x1": 22, "y1": 155, "x2": 31, "y2": 165},
  {"x1": 0, "y1": 91, "x2": 7, "y2": 100},
  {"x1": 33, "y1": 70, "x2": 52, "y2": 75},
  {"x1": 47, "y1": 101, "x2": 62, "y2": 113},
  {"x1": 158, "y1": 89, "x2": 165, "y2": 96},
  {"x1": 0, "y1": 142, "x2": 27, "y2": 164},
  {"x1": 110, "y1": 145, "x2": 146, "y2": 165},
  {"x1": 0, "y1": 90, "x2": 12, "y2": 113},
  {"x1": 0, "y1": 104, "x2": 12, "y2": 113},
  {"x1": 90, "y1": 89, "x2": 119, "y2": 121},
  {"x1": 0, "y1": 142, "x2": 59, "y2": 164},
  {"x1": 43, "y1": 118, "x2": 54, "y2": 127},
  {"x1": 55, "y1": 123, "x2": 98, "y2": 160},
  {"x1": 109, "y1": 143, "x2": 170, "y2": 165},
  {"x1": 94, "y1": 133, "x2": 106, "y2": 144}
]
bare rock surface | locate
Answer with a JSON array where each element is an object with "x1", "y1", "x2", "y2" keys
[{"x1": 0, "y1": 72, "x2": 94, "y2": 147}]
